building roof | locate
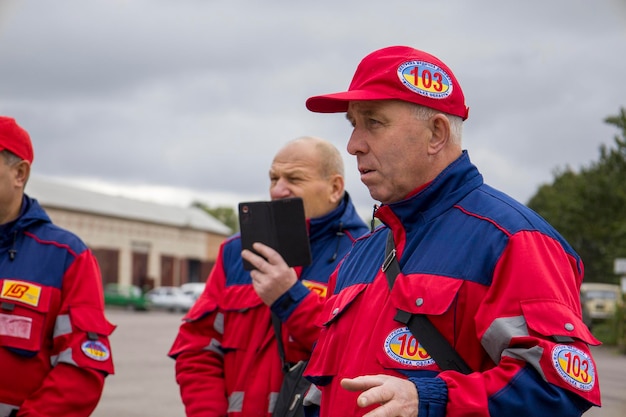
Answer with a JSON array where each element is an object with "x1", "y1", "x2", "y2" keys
[{"x1": 26, "y1": 176, "x2": 232, "y2": 236}]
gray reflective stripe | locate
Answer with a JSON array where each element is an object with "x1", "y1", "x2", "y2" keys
[
  {"x1": 502, "y1": 346, "x2": 547, "y2": 380},
  {"x1": 53, "y1": 314, "x2": 72, "y2": 338},
  {"x1": 54, "y1": 347, "x2": 77, "y2": 366},
  {"x1": 228, "y1": 391, "x2": 244, "y2": 413},
  {"x1": 202, "y1": 338, "x2": 223, "y2": 356},
  {"x1": 214, "y1": 312, "x2": 224, "y2": 334},
  {"x1": 481, "y1": 315, "x2": 529, "y2": 364},
  {"x1": 303, "y1": 383, "x2": 321, "y2": 406},
  {"x1": 268, "y1": 392, "x2": 278, "y2": 413},
  {"x1": 0, "y1": 403, "x2": 19, "y2": 416}
]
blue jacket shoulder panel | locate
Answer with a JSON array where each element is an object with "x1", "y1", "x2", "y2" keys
[
  {"x1": 1, "y1": 196, "x2": 89, "y2": 289},
  {"x1": 221, "y1": 234, "x2": 251, "y2": 287}
]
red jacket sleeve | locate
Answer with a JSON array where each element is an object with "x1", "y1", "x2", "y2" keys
[
  {"x1": 169, "y1": 253, "x2": 229, "y2": 417},
  {"x1": 17, "y1": 365, "x2": 105, "y2": 417},
  {"x1": 436, "y1": 231, "x2": 601, "y2": 416}
]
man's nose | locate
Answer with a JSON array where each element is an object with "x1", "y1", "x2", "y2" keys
[
  {"x1": 270, "y1": 179, "x2": 292, "y2": 199},
  {"x1": 347, "y1": 129, "x2": 366, "y2": 155}
]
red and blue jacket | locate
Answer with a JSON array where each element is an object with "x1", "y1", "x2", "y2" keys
[
  {"x1": 0, "y1": 196, "x2": 115, "y2": 417},
  {"x1": 306, "y1": 151, "x2": 601, "y2": 417},
  {"x1": 169, "y1": 193, "x2": 369, "y2": 417}
]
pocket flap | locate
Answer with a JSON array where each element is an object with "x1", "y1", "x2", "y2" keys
[
  {"x1": 221, "y1": 284, "x2": 263, "y2": 311},
  {"x1": 70, "y1": 306, "x2": 116, "y2": 336},
  {"x1": 391, "y1": 274, "x2": 463, "y2": 315},
  {"x1": 320, "y1": 284, "x2": 366, "y2": 326},
  {"x1": 0, "y1": 279, "x2": 51, "y2": 313},
  {"x1": 521, "y1": 299, "x2": 600, "y2": 345}
]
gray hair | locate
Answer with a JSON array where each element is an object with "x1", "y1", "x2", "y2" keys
[
  {"x1": 412, "y1": 104, "x2": 463, "y2": 145},
  {"x1": 0, "y1": 149, "x2": 23, "y2": 165}
]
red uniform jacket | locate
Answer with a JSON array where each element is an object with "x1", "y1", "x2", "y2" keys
[
  {"x1": 306, "y1": 152, "x2": 601, "y2": 417},
  {"x1": 169, "y1": 194, "x2": 368, "y2": 416},
  {"x1": 0, "y1": 196, "x2": 115, "y2": 417}
]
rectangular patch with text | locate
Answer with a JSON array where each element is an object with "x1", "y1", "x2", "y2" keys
[{"x1": 1, "y1": 280, "x2": 42, "y2": 307}]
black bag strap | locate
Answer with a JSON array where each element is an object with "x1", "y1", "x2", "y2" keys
[
  {"x1": 383, "y1": 231, "x2": 472, "y2": 374},
  {"x1": 272, "y1": 312, "x2": 292, "y2": 373}
]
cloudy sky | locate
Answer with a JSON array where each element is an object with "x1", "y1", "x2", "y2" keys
[{"x1": 1, "y1": 0, "x2": 625, "y2": 221}]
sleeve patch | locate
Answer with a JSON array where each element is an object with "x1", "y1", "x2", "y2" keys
[
  {"x1": 551, "y1": 344, "x2": 596, "y2": 391},
  {"x1": 81, "y1": 340, "x2": 111, "y2": 361}
]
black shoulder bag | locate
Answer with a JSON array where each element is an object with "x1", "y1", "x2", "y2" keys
[
  {"x1": 271, "y1": 313, "x2": 312, "y2": 417},
  {"x1": 383, "y1": 231, "x2": 472, "y2": 374}
]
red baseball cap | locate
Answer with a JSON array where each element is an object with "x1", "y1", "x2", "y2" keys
[
  {"x1": 0, "y1": 116, "x2": 34, "y2": 164},
  {"x1": 306, "y1": 46, "x2": 469, "y2": 120}
]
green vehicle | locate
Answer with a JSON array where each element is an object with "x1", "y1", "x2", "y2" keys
[{"x1": 103, "y1": 283, "x2": 151, "y2": 311}]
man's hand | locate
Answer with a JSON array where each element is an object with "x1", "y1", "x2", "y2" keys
[
  {"x1": 241, "y1": 242, "x2": 298, "y2": 306},
  {"x1": 341, "y1": 375, "x2": 419, "y2": 417}
]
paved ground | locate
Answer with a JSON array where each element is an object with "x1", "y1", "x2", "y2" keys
[
  {"x1": 92, "y1": 308, "x2": 626, "y2": 417},
  {"x1": 91, "y1": 309, "x2": 185, "y2": 417}
]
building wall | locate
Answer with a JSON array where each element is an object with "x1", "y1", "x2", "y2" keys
[{"x1": 43, "y1": 207, "x2": 227, "y2": 288}]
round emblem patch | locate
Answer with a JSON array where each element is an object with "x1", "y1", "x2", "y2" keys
[
  {"x1": 397, "y1": 60, "x2": 453, "y2": 99},
  {"x1": 551, "y1": 345, "x2": 595, "y2": 391},
  {"x1": 81, "y1": 340, "x2": 110, "y2": 361},
  {"x1": 384, "y1": 327, "x2": 435, "y2": 367}
]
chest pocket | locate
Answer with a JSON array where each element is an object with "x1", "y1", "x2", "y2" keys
[
  {"x1": 376, "y1": 273, "x2": 463, "y2": 372},
  {"x1": 0, "y1": 281, "x2": 52, "y2": 357},
  {"x1": 320, "y1": 283, "x2": 367, "y2": 327},
  {"x1": 220, "y1": 284, "x2": 266, "y2": 351},
  {"x1": 390, "y1": 273, "x2": 463, "y2": 315}
]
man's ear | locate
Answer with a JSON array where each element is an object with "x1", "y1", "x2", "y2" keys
[
  {"x1": 329, "y1": 174, "x2": 345, "y2": 205},
  {"x1": 13, "y1": 160, "x2": 31, "y2": 187},
  {"x1": 427, "y1": 114, "x2": 451, "y2": 155}
]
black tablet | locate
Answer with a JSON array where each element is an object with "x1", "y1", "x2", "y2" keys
[{"x1": 238, "y1": 197, "x2": 312, "y2": 271}]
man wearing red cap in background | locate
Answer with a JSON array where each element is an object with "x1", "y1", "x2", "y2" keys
[
  {"x1": 0, "y1": 116, "x2": 115, "y2": 416},
  {"x1": 245, "y1": 46, "x2": 601, "y2": 416}
]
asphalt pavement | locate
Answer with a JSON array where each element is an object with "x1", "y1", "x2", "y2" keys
[{"x1": 92, "y1": 308, "x2": 626, "y2": 417}]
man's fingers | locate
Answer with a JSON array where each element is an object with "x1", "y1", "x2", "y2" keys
[
  {"x1": 341, "y1": 376, "x2": 378, "y2": 391},
  {"x1": 251, "y1": 242, "x2": 286, "y2": 266},
  {"x1": 341, "y1": 375, "x2": 418, "y2": 416},
  {"x1": 241, "y1": 249, "x2": 265, "y2": 270},
  {"x1": 341, "y1": 377, "x2": 389, "y2": 408}
]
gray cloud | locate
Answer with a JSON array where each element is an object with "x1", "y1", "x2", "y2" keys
[{"x1": 1, "y1": 0, "x2": 625, "y2": 220}]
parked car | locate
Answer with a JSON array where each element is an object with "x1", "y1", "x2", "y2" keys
[
  {"x1": 104, "y1": 283, "x2": 150, "y2": 311},
  {"x1": 146, "y1": 286, "x2": 195, "y2": 313},
  {"x1": 580, "y1": 282, "x2": 623, "y2": 321},
  {"x1": 180, "y1": 282, "x2": 206, "y2": 302}
]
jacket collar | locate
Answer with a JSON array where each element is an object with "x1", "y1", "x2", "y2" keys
[
  {"x1": 308, "y1": 192, "x2": 360, "y2": 242},
  {"x1": 0, "y1": 195, "x2": 50, "y2": 246},
  {"x1": 375, "y1": 150, "x2": 483, "y2": 231}
]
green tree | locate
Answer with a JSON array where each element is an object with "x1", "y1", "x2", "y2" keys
[
  {"x1": 527, "y1": 108, "x2": 626, "y2": 284},
  {"x1": 192, "y1": 202, "x2": 239, "y2": 232}
]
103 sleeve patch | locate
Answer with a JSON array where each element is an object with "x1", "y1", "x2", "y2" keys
[
  {"x1": 81, "y1": 340, "x2": 111, "y2": 361},
  {"x1": 551, "y1": 344, "x2": 596, "y2": 391}
]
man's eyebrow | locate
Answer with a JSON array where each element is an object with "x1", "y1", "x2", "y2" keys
[
  {"x1": 270, "y1": 167, "x2": 308, "y2": 177},
  {"x1": 347, "y1": 108, "x2": 377, "y2": 119}
]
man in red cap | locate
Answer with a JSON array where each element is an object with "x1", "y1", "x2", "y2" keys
[
  {"x1": 0, "y1": 116, "x2": 115, "y2": 416},
  {"x1": 249, "y1": 46, "x2": 601, "y2": 416}
]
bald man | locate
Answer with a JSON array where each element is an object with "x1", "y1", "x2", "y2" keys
[{"x1": 169, "y1": 137, "x2": 369, "y2": 417}]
